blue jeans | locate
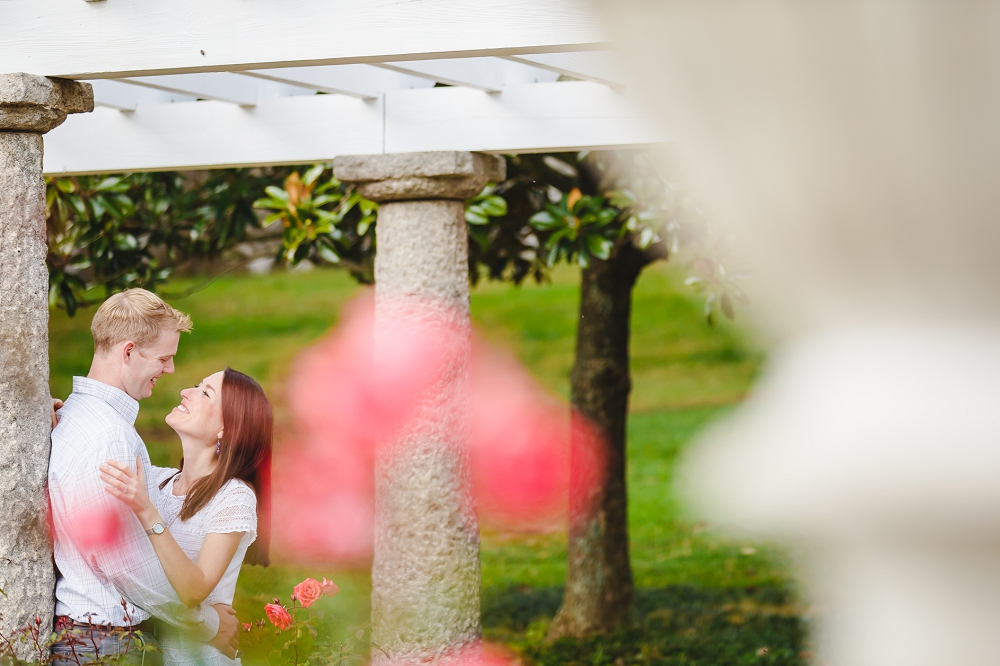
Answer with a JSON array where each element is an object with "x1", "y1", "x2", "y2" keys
[{"x1": 50, "y1": 627, "x2": 163, "y2": 666}]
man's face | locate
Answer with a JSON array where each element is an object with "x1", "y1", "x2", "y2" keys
[{"x1": 123, "y1": 329, "x2": 181, "y2": 400}]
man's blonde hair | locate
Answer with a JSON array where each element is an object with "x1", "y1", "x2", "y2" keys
[{"x1": 91, "y1": 288, "x2": 193, "y2": 353}]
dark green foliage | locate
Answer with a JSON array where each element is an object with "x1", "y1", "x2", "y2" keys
[
  {"x1": 252, "y1": 165, "x2": 378, "y2": 283},
  {"x1": 46, "y1": 168, "x2": 292, "y2": 315}
]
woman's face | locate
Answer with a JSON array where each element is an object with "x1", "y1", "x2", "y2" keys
[{"x1": 165, "y1": 370, "x2": 225, "y2": 444}]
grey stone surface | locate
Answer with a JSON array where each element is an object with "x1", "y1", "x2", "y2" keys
[
  {"x1": 334, "y1": 151, "x2": 505, "y2": 202},
  {"x1": 0, "y1": 73, "x2": 94, "y2": 133},
  {"x1": 0, "y1": 132, "x2": 55, "y2": 648},
  {"x1": 369, "y1": 193, "x2": 481, "y2": 661}
]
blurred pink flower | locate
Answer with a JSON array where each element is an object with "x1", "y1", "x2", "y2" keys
[
  {"x1": 319, "y1": 577, "x2": 339, "y2": 597},
  {"x1": 287, "y1": 294, "x2": 461, "y2": 449},
  {"x1": 272, "y1": 442, "x2": 374, "y2": 564},
  {"x1": 292, "y1": 578, "x2": 322, "y2": 608},
  {"x1": 469, "y1": 343, "x2": 605, "y2": 532},
  {"x1": 264, "y1": 603, "x2": 293, "y2": 631},
  {"x1": 241, "y1": 623, "x2": 251, "y2": 632},
  {"x1": 276, "y1": 293, "x2": 607, "y2": 564},
  {"x1": 67, "y1": 505, "x2": 123, "y2": 552}
]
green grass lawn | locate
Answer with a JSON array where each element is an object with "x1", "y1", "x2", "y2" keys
[{"x1": 48, "y1": 263, "x2": 807, "y2": 665}]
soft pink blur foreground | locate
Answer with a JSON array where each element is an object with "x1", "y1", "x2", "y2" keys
[
  {"x1": 67, "y1": 505, "x2": 123, "y2": 552},
  {"x1": 273, "y1": 294, "x2": 601, "y2": 562}
]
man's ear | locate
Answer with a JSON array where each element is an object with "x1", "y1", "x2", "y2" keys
[{"x1": 121, "y1": 341, "x2": 136, "y2": 364}]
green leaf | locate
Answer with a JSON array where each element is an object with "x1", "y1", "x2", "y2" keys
[
  {"x1": 303, "y1": 164, "x2": 326, "y2": 187},
  {"x1": 529, "y1": 211, "x2": 559, "y2": 230},
  {"x1": 637, "y1": 226, "x2": 657, "y2": 249},
  {"x1": 592, "y1": 208, "x2": 618, "y2": 227},
  {"x1": 114, "y1": 234, "x2": 139, "y2": 250},
  {"x1": 478, "y1": 195, "x2": 507, "y2": 217},
  {"x1": 545, "y1": 243, "x2": 561, "y2": 267},
  {"x1": 465, "y1": 208, "x2": 490, "y2": 225},
  {"x1": 608, "y1": 189, "x2": 637, "y2": 209},
  {"x1": 317, "y1": 244, "x2": 341, "y2": 264},
  {"x1": 264, "y1": 186, "x2": 290, "y2": 202},
  {"x1": 584, "y1": 234, "x2": 613, "y2": 260},
  {"x1": 357, "y1": 215, "x2": 374, "y2": 236},
  {"x1": 95, "y1": 176, "x2": 123, "y2": 192}
]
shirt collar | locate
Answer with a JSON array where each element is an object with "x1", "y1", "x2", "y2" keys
[{"x1": 72, "y1": 376, "x2": 140, "y2": 425}]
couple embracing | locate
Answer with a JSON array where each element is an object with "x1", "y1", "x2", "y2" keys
[{"x1": 48, "y1": 288, "x2": 272, "y2": 665}]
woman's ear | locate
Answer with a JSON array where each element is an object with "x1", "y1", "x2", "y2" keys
[{"x1": 217, "y1": 429, "x2": 224, "y2": 441}]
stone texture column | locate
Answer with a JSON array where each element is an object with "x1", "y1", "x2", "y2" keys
[
  {"x1": 334, "y1": 152, "x2": 504, "y2": 664},
  {"x1": 0, "y1": 73, "x2": 92, "y2": 641}
]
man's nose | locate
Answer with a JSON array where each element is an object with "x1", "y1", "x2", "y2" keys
[{"x1": 165, "y1": 359, "x2": 175, "y2": 374}]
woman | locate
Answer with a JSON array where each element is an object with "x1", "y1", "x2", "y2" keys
[{"x1": 100, "y1": 367, "x2": 272, "y2": 666}]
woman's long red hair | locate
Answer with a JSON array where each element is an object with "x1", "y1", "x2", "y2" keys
[{"x1": 161, "y1": 368, "x2": 273, "y2": 565}]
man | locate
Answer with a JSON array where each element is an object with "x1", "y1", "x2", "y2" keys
[{"x1": 48, "y1": 289, "x2": 239, "y2": 665}]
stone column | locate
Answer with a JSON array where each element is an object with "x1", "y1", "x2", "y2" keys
[
  {"x1": 334, "y1": 152, "x2": 504, "y2": 664},
  {"x1": 0, "y1": 73, "x2": 92, "y2": 641}
]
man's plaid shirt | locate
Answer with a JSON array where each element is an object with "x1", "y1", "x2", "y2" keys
[{"x1": 49, "y1": 376, "x2": 219, "y2": 642}]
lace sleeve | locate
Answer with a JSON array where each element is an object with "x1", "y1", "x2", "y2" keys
[{"x1": 206, "y1": 480, "x2": 258, "y2": 542}]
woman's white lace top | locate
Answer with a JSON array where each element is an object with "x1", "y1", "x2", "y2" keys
[{"x1": 150, "y1": 466, "x2": 257, "y2": 666}]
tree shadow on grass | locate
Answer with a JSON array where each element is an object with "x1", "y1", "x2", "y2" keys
[{"x1": 483, "y1": 585, "x2": 810, "y2": 666}]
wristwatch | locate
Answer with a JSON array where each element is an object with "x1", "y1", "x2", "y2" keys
[{"x1": 146, "y1": 522, "x2": 165, "y2": 536}]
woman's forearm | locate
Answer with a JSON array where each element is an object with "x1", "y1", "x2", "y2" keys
[{"x1": 136, "y1": 507, "x2": 213, "y2": 607}]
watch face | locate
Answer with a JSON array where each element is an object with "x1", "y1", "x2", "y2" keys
[{"x1": 152, "y1": 523, "x2": 165, "y2": 534}]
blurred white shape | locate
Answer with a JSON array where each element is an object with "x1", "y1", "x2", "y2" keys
[{"x1": 589, "y1": 2, "x2": 1000, "y2": 665}]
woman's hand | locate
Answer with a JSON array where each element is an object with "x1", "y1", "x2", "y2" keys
[{"x1": 101, "y1": 457, "x2": 157, "y2": 525}]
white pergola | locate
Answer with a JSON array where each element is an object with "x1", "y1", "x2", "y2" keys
[
  {"x1": 3, "y1": 0, "x2": 663, "y2": 175},
  {"x1": 0, "y1": 1, "x2": 665, "y2": 662}
]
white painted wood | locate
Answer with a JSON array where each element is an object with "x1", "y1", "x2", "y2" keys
[
  {"x1": 241, "y1": 65, "x2": 434, "y2": 100},
  {"x1": 384, "y1": 81, "x2": 664, "y2": 154},
  {"x1": 506, "y1": 52, "x2": 626, "y2": 87},
  {"x1": 118, "y1": 73, "x2": 263, "y2": 106},
  {"x1": 43, "y1": 95, "x2": 384, "y2": 175},
  {"x1": 377, "y1": 57, "x2": 558, "y2": 92},
  {"x1": 89, "y1": 79, "x2": 196, "y2": 111},
  {"x1": 43, "y1": 82, "x2": 663, "y2": 175},
  {"x1": 3, "y1": 0, "x2": 606, "y2": 79}
]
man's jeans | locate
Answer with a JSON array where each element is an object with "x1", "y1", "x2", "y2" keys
[{"x1": 50, "y1": 627, "x2": 164, "y2": 666}]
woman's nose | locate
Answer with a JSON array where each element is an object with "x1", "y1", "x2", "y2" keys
[{"x1": 180, "y1": 387, "x2": 193, "y2": 399}]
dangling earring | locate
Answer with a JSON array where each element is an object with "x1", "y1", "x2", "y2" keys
[{"x1": 216, "y1": 438, "x2": 221, "y2": 456}]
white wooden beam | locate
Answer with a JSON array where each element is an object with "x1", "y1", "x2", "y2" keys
[
  {"x1": 3, "y1": 0, "x2": 607, "y2": 80},
  {"x1": 384, "y1": 81, "x2": 663, "y2": 154},
  {"x1": 241, "y1": 65, "x2": 433, "y2": 100},
  {"x1": 43, "y1": 95, "x2": 384, "y2": 175},
  {"x1": 376, "y1": 57, "x2": 558, "y2": 93},
  {"x1": 118, "y1": 73, "x2": 262, "y2": 106},
  {"x1": 506, "y1": 52, "x2": 626, "y2": 88},
  {"x1": 88, "y1": 79, "x2": 195, "y2": 111},
  {"x1": 42, "y1": 82, "x2": 664, "y2": 175}
]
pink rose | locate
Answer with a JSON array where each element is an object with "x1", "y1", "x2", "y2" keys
[
  {"x1": 320, "y1": 577, "x2": 340, "y2": 597},
  {"x1": 292, "y1": 578, "x2": 322, "y2": 608},
  {"x1": 264, "y1": 603, "x2": 293, "y2": 631}
]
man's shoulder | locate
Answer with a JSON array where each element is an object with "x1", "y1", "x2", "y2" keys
[
  {"x1": 54, "y1": 392, "x2": 122, "y2": 433},
  {"x1": 51, "y1": 392, "x2": 140, "y2": 458}
]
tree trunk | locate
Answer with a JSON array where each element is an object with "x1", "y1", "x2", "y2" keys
[{"x1": 548, "y1": 243, "x2": 648, "y2": 639}]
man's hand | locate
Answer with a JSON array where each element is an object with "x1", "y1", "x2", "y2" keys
[
  {"x1": 51, "y1": 398, "x2": 64, "y2": 429},
  {"x1": 209, "y1": 604, "x2": 239, "y2": 659}
]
